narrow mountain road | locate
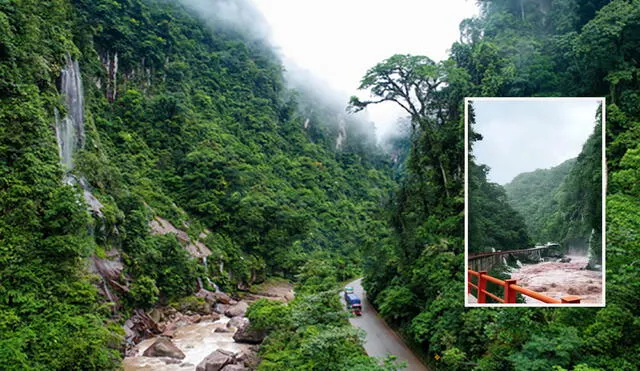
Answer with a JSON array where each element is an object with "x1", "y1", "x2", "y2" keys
[{"x1": 344, "y1": 278, "x2": 429, "y2": 371}]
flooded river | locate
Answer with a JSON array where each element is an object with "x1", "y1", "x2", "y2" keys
[
  {"x1": 510, "y1": 255, "x2": 603, "y2": 304},
  {"x1": 123, "y1": 316, "x2": 250, "y2": 371}
]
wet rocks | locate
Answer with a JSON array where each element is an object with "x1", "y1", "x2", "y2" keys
[
  {"x1": 226, "y1": 316, "x2": 249, "y2": 329},
  {"x1": 214, "y1": 327, "x2": 233, "y2": 333},
  {"x1": 124, "y1": 309, "x2": 162, "y2": 346},
  {"x1": 214, "y1": 303, "x2": 230, "y2": 315},
  {"x1": 201, "y1": 313, "x2": 221, "y2": 322},
  {"x1": 213, "y1": 292, "x2": 233, "y2": 304},
  {"x1": 196, "y1": 289, "x2": 218, "y2": 304},
  {"x1": 224, "y1": 301, "x2": 248, "y2": 317},
  {"x1": 196, "y1": 349, "x2": 234, "y2": 371},
  {"x1": 221, "y1": 364, "x2": 249, "y2": 371},
  {"x1": 196, "y1": 348, "x2": 256, "y2": 371},
  {"x1": 142, "y1": 337, "x2": 186, "y2": 359},
  {"x1": 236, "y1": 347, "x2": 260, "y2": 369},
  {"x1": 560, "y1": 257, "x2": 572, "y2": 263},
  {"x1": 233, "y1": 322, "x2": 266, "y2": 344}
]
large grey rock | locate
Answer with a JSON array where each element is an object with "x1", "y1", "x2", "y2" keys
[
  {"x1": 221, "y1": 365, "x2": 249, "y2": 371},
  {"x1": 142, "y1": 337, "x2": 185, "y2": 359},
  {"x1": 214, "y1": 303, "x2": 230, "y2": 315},
  {"x1": 213, "y1": 292, "x2": 233, "y2": 304},
  {"x1": 196, "y1": 349, "x2": 234, "y2": 371},
  {"x1": 226, "y1": 316, "x2": 249, "y2": 329},
  {"x1": 196, "y1": 289, "x2": 217, "y2": 304},
  {"x1": 201, "y1": 313, "x2": 221, "y2": 322},
  {"x1": 236, "y1": 349, "x2": 260, "y2": 369},
  {"x1": 233, "y1": 324, "x2": 265, "y2": 344},
  {"x1": 224, "y1": 301, "x2": 248, "y2": 318}
]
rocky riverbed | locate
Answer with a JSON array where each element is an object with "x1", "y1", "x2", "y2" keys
[{"x1": 123, "y1": 281, "x2": 294, "y2": 371}]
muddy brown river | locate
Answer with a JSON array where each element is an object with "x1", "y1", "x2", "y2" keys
[{"x1": 510, "y1": 255, "x2": 603, "y2": 304}]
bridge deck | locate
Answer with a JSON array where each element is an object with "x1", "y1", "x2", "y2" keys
[{"x1": 469, "y1": 245, "x2": 558, "y2": 260}]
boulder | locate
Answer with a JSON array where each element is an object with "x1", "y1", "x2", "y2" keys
[
  {"x1": 233, "y1": 324, "x2": 266, "y2": 344},
  {"x1": 162, "y1": 321, "x2": 178, "y2": 338},
  {"x1": 142, "y1": 337, "x2": 186, "y2": 359},
  {"x1": 148, "y1": 308, "x2": 164, "y2": 324},
  {"x1": 213, "y1": 292, "x2": 233, "y2": 304},
  {"x1": 224, "y1": 301, "x2": 249, "y2": 318},
  {"x1": 221, "y1": 365, "x2": 249, "y2": 371},
  {"x1": 214, "y1": 304, "x2": 230, "y2": 315},
  {"x1": 226, "y1": 316, "x2": 249, "y2": 329},
  {"x1": 124, "y1": 309, "x2": 162, "y2": 345},
  {"x1": 196, "y1": 349, "x2": 234, "y2": 371},
  {"x1": 236, "y1": 349, "x2": 260, "y2": 369},
  {"x1": 196, "y1": 289, "x2": 218, "y2": 304},
  {"x1": 200, "y1": 313, "x2": 221, "y2": 322},
  {"x1": 560, "y1": 257, "x2": 572, "y2": 263}
]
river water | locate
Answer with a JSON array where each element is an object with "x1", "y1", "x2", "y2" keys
[
  {"x1": 509, "y1": 255, "x2": 603, "y2": 304},
  {"x1": 123, "y1": 316, "x2": 250, "y2": 371}
]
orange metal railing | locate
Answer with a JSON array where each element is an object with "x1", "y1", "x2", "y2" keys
[{"x1": 468, "y1": 269, "x2": 581, "y2": 304}]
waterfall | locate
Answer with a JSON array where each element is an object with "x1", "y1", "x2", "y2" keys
[
  {"x1": 335, "y1": 115, "x2": 347, "y2": 150},
  {"x1": 54, "y1": 55, "x2": 106, "y2": 219},
  {"x1": 201, "y1": 256, "x2": 221, "y2": 293},
  {"x1": 55, "y1": 55, "x2": 85, "y2": 171}
]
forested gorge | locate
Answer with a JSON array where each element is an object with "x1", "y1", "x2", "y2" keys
[
  {"x1": 1, "y1": 0, "x2": 639, "y2": 370},
  {"x1": 360, "y1": 0, "x2": 640, "y2": 370},
  {"x1": 1, "y1": 0, "x2": 395, "y2": 368}
]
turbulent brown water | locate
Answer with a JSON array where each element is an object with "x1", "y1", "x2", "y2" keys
[
  {"x1": 510, "y1": 255, "x2": 603, "y2": 304},
  {"x1": 123, "y1": 317, "x2": 250, "y2": 371}
]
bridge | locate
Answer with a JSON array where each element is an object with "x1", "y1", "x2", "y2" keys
[
  {"x1": 468, "y1": 243, "x2": 564, "y2": 272},
  {"x1": 468, "y1": 269, "x2": 581, "y2": 304}
]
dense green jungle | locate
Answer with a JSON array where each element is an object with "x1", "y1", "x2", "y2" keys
[{"x1": 1, "y1": 0, "x2": 639, "y2": 370}]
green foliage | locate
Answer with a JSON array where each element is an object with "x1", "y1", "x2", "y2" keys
[
  {"x1": 468, "y1": 161, "x2": 530, "y2": 253},
  {"x1": 245, "y1": 299, "x2": 292, "y2": 332},
  {"x1": 362, "y1": 1, "x2": 640, "y2": 370},
  {"x1": 252, "y1": 269, "x2": 404, "y2": 371},
  {"x1": 127, "y1": 275, "x2": 159, "y2": 309},
  {"x1": 169, "y1": 295, "x2": 210, "y2": 314},
  {"x1": 507, "y1": 325, "x2": 582, "y2": 370},
  {"x1": 503, "y1": 158, "x2": 576, "y2": 242}
]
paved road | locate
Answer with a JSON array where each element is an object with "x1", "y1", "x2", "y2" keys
[{"x1": 344, "y1": 278, "x2": 429, "y2": 371}]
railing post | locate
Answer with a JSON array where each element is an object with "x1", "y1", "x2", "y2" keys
[
  {"x1": 504, "y1": 279, "x2": 517, "y2": 303},
  {"x1": 478, "y1": 271, "x2": 487, "y2": 303},
  {"x1": 467, "y1": 271, "x2": 471, "y2": 294},
  {"x1": 561, "y1": 295, "x2": 581, "y2": 304}
]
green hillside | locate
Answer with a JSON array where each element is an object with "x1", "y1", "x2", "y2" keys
[{"x1": 0, "y1": 0, "x2": 395, "y2": 368}]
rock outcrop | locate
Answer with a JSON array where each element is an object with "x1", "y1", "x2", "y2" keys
[
  {"x1": 142, "y1": 337, "x2": 186, "y2": 359},
  {"x1": 233, "y1": 322, "x2": 265, "y2": 344},
  {"x1": 226, "y1": 316, "x2": 249, "y2": 330},
  {"x1": 224, "y1": 301, "x2": 248, "y2": 318},
  {"x1": 124, "y1": 309, "x2": 162, "y2": 347},
  {"x1": 196, "y1": 349, "x2": 234, "y2": 371}
]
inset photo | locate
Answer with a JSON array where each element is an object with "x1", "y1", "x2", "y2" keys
[{"x1": 465, "y1": 97, "x2": 605, "y2": 307}]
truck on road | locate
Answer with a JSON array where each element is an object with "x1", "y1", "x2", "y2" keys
[{"x1": 344, "y1": 293, "x2": 362, "y2": 316}]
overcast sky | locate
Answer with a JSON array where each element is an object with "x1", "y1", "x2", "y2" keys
[
  {"x1": 470, "y1": 99, "x2": 602, "y2": 185},
  {"x1": 251, "y1": 0, "x2": 479, "y2": 140}
]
